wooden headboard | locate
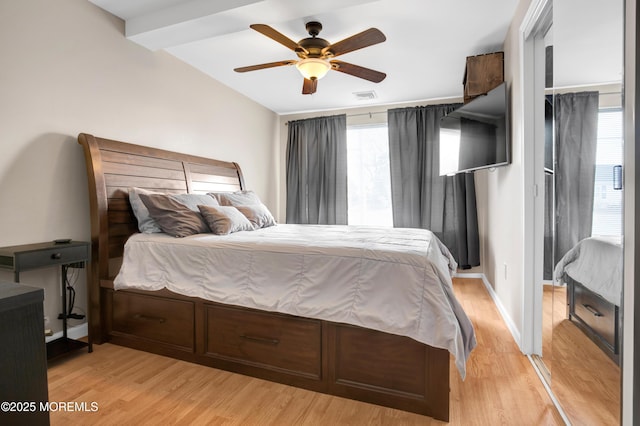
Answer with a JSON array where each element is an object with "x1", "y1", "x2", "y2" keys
[{"x1": 77, "y1": 133, "x2": 245, "y2": 341}]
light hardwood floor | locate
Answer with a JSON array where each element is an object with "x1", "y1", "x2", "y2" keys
[
  {"x1": 542, "y1": 285, "x2": 621, "y2": 425},
  {"x1": 47, "y1": 278, "x2": 564, "y2": 425}
]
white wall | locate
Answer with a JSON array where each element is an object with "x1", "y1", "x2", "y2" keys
[
  {"x1": 479, "y1": 0, "x2": 535, "y2": 344},
  {"x1": 0, "y1": 0, "x2": 279, "y2": 334}
]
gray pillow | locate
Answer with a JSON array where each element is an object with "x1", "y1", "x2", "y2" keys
[
  {"x1": 198, "y1": 205, "x2": 254, "y2": 235},
  {"x1": 170, "y1": 193, "x2": 219, "y2": 211},
  {"x1": 210, "y1": 190, "x2": 262, "y2": 207},
  {"x1": 235, "y1": 204, "x2": 276, "y2": 229},
  {"x1": 129, "y1": 188, "x2": 218, "y2": 233},
  {"x1": 139, "y1": 193, "x2": 210, "y2": 238},
  {"x1": 129, "y1": 187, "x2": 163, "y2": 233}
]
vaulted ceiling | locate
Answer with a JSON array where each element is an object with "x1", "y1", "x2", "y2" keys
[{"x1": 88, "y1": 0, "x2": 621, "y2": 115}]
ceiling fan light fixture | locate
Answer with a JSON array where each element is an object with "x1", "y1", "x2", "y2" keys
[{"x1": 296, "y1": 58, "x2": 331, "y2": 80}]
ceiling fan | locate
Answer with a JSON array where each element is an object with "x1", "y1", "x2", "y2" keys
[{"x1": 234, "y1": 21, "x2": 387, "y2": 95}]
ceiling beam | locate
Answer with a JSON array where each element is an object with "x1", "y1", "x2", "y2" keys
[{"x1": 125, "y1": 0, "x2": 264, "y2": 50}]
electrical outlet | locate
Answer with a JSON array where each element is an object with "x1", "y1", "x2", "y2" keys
[
  {"x1": 503, "y1": 263, "x2": 508, "y2": 280},
  {"x1": 44, "y1": 316, "x2": 52, "y2": 336}
]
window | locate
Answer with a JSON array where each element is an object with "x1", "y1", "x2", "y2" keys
[
  {"x1": 346, "y1": 124, "x2": 393, "y2": 226},
  {"x1": 591, "y1": 108, "x2": 623, "y2": 239}
]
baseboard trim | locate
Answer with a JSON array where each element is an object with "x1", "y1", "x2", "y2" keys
[
  {"x1": 45, "y1": 322, "x2": 88, "y2": 343},
  {"x1": 454, "y1": 272, "x2": 522, "y2": 349},
  {"x1": 456, "y1": 273, "x2": 572, "y2": 423}
]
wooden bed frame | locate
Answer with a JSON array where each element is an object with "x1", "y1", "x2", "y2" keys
[{"x1": 78, "y1": 133, "x2": 451, "y2": 421}]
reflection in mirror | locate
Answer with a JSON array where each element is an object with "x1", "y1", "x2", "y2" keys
[
  {"x1": 540, "y1": 23, "x2": 555, "y2": 384},
  {"x1": 548, "y1": 0, "x2": 623, "y2": 424}
]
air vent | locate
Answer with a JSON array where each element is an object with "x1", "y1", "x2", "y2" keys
[{"x1": 353, "y1": 90, "x2": 377, "y2": 101}]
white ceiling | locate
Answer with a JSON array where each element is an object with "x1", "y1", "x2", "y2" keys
[
  {"x1": 553, "y1": 0, "x2": 623, "y2": 89},
  {"x1": 88, "y1": 0, "x2": 622, "y2": 115}
]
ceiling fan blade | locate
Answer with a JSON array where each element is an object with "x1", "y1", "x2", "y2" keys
[
  {"x1": 302, "y1": 78, "x2": 317, "y2": 95},
  {"x1": 323, "y1": 28, "x2": 386, "y2": 58},
  {"x1": 330, "y1": 60, "x2": 386, "y2": 83},
  {"x1": 234, "y1": 60, "x2": 296, "y2": 73},
  {"x1": 250, "y1": 24, "x2": 301, "y2": 52}
]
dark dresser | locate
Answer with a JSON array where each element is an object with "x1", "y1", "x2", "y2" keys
[{"x1": 0, "y1": 281, "x2": 50, "y2": 425}]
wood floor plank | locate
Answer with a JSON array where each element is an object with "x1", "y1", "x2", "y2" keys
[
  {"x1": 540, "y1": 284, "x2": 621, "y2": 425},
  {"x1": 47, "y1": 278, "x2": 564, "y2": 425}
]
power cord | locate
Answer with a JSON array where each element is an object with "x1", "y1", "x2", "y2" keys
[{"x1": 58, "y1": 266, "x2": 85, "y2": 320}]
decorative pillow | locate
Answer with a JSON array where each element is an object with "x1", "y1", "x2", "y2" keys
[
  {"x1": 198, "y1": 205, "x2": 254, "y2": 235},
  {"x1": 235, "y1": 204, "x2": 277, "y2": 229},
  {"x1": 210, "y1": 190, "x2": 262, "y2": 207},
  {"x1": 139, "y1": 193, "x2": 210, "y2": 238},
  {"x1": 170, "y1": 193, "x2": 219, "y2": 211},
  {"x1": 129, "y1": 188, "x2": 219, "y2": 234},
  {"x1": 129, "y1": 187, "x2": 163, "y2": 233}
]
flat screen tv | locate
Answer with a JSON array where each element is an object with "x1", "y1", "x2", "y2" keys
[{"x1": 439, "y1": 82, "x2": 510, "y2": 175}]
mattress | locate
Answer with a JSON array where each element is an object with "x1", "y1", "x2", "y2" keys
[
  {"x1": 114, "y1": 224, "x2": 476, "y2": 377},
  {"x1": 554, "y1": 236, "x2": 623, "y2": 306}
]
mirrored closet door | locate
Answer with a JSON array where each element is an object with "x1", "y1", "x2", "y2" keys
[{"x1": 538, "y1": 0, "x2": 624, "y2": 424}]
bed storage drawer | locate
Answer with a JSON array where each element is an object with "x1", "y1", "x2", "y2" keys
[
  {"x1": 205, "y1": 305, "x2": 322, "y2": 379},
  {"x1": 331, "y1": 325, "x2": 427, "y2": 395},
  {"x1": 571, "y1": 282, "x2": 617, "y2": 350},
  {"x1": 111, "y1": 291, "x2": 195, "y2": 351},
  {"x1": 328, "y1": 323, "x2": 449, "y2": 420}
]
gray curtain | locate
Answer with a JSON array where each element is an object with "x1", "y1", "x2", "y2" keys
[
  {"x1": 388, "y1": 104, "x2": 480, "y2": 268},
  {"x1": 286, "y1": 114, "x2": 348, "y2": 224},
  {"x1": 554, "y1": 91, "x2": 599, "y2": 261}
]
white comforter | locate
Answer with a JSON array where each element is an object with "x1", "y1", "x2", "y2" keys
[
  {"x1": 554, "y1": 237, "x2": 623, "y2": 306},
  {"x1": 114, "y1": 224, "x2": 476, "y2": 378}
]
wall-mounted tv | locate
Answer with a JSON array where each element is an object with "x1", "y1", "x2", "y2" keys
[{"x1": 439, "y1": 82, "x2": 510, "y2": 175}]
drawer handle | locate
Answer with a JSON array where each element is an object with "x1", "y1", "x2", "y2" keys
[
  {"x1": 582, "y1": 304, "x2": 604, "y2": 317},
  {"x1": 133, "y1": 313, "x2": 166, "y2": 323},
  {"x1": 240, "y1": 334, "x2": 280, "y2": 345},
  {"x1": 51, "y1": 252, "x2": 62, "y2": 260}
]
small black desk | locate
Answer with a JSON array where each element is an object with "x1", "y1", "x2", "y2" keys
[{"x1": 0, "y1": 241, "x2": 92, "y2": 359}]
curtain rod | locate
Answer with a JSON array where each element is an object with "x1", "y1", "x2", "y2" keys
[
  {"x1": 285, "y1": 110, "x2": 387, "y2": 125},
  {"x1": 347, "y1": 111, "x2": 387, "y2": 118},
  {"x1": 545, "y1": 90, "x2": 621, "y2": 97},
  {"x1": 546, "y1": 82, "x2": 622, "y2": 96},
  {"x1": 545, "y1": 90, "x2": 622, "y2": 98}
]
